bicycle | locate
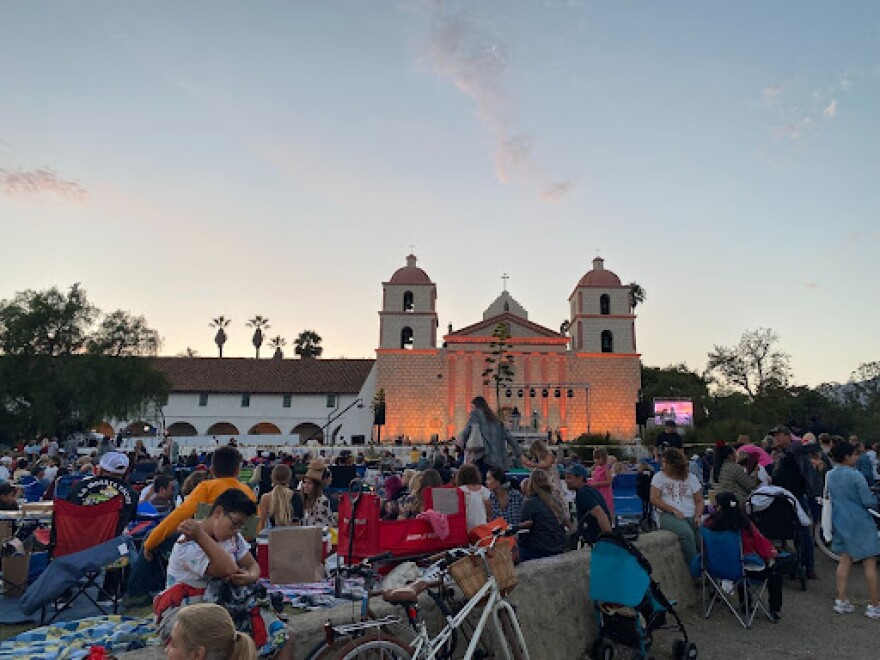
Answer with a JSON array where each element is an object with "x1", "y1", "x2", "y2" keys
[{"x1": 325, "y1": 527, "x2": 530, "y2": 660}]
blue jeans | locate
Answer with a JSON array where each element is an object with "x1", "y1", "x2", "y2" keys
[{"x1": 126, "y1": 536, "x2": 176, "y2": 597}]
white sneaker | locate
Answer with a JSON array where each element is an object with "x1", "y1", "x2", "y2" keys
[
  {"x1": 866, "y1": 604, "x2": 880, "y2": 619},
  {"x1": 834, "y1": 599, "x2": 854, "y2": 614}
]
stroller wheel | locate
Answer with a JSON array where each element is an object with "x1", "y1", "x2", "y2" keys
[
  {"x1": 673, "y1": 640, "x2": 697, "y2": 660},
  {"x1": 590, "y1": 637, "x2": 614, "y2": 660},
  {"x1": 672, "y1": 640, "x2": 685, "y2": 658},
  {"x1": 683, "y1": 642, "x2": 698, "y2": 659}
]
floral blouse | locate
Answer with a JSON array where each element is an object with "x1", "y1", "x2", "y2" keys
[{"x1": 303, "y1": 494, "x2": 333, "y2": 528}]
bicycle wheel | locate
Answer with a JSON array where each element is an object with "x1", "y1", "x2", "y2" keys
[
  {"x1": 304, "y1": 636, "x2": 356, "y2": 660},
  {"x1": 496, "y1": 605, "x2": 529, "y2": 660},
  {"x1": 336, "y1": 633, "x2": 413, "y2": 660},
  {"x1": 815, "y1": 522, "x2": 840, "y2": 562}
]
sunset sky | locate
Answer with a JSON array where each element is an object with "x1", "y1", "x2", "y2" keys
[{"x1": 2, "y1": 1, "x2": 878, "y2": 387}]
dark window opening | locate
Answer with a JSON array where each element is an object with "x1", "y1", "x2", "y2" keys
[
  {"x1": 401, "y1": 326, "x2": 414, "y2": 350},
  {"x1": 601, "y1": 330, "x2": 613, "y2": 353},
  {"x1": 198, "y1": 393, "x2": 208, "y2": 407},
  {"x1": 600, "y1": 294, "x2": 611, "y2": 315},
  {"x1": 282, "y1": 394, "x2": 292, "y2": 408},
  {"x1": 241, "y1": 394, "x2": 251, "y2": 407},
  {"x1": 403, "y1": 291, "x2": 414, "y2": 312},
  {"x1": 326, "y1": 394, "x2": 337, "y2": 408}
]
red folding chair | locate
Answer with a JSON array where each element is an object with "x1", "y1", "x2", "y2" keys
[{"x1": 42, "y1": 496, "x2": 124, "y2": 622}]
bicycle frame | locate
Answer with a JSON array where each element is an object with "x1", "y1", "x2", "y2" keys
[{"x1": 408, "y1": 573, "x2": 528, "y2": 660}]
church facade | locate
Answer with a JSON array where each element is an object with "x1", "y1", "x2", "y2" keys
[{"x1": 375, "y1": 255, "x2": 641, "y2": 443}]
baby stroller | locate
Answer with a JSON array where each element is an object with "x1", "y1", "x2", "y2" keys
[
  {"x1": 747, "y1": 490, "x2": 807, "y2": 591},
  {"x1": 589, "y1": 533, "x2": 697, "y2": 660}
]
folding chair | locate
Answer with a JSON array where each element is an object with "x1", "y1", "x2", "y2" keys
[
  {"x1": 39, "y1": 496, "x2": 125, "y2": 623},
  {"x1": 700, "y1": 527, "x2": 772, "y2": 629}
]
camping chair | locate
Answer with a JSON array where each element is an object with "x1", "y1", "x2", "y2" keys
[
  {"x1": 700, "y1": 527, "x2": 771, "y2": 629},
  {"x1": 33, "y1": 496, "x2": 126, "y2": 623}
]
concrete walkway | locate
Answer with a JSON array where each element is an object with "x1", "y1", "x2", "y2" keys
[{"x1": 669, "y1": 551, "x2": 877, "y2": 660}]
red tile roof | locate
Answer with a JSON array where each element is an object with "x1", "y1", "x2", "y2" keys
[{"x1": 150, "y1": 357, "x2": 374, "y2": 394}]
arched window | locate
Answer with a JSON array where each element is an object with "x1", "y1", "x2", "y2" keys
[
  {"x1": 601, "y1": 330, "x2": 613, "y2": 353},
  {"x1": 403, "y1": 291, "x2": 414, "y2": 312},
  {"x1": 401, "y1": 326, "x2": 414, "y2": 350},
  {"x1": 503, "y1": 301, "x2": 510, "y2": 312},
  {"x1": 600, "y1": 294, "x2": 611, "y2": 315}
]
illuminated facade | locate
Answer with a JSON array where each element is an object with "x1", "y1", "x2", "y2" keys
[{"x1": 375, "y1": 255, "x2": 640, "y2": 443}]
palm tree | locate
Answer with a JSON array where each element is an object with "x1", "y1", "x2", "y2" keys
[
  {"x1": 269, "y1": 335, "x2": 286, "y2": 359},
  {"x1": 294, "y1": 330, "x2": 323, "y2": 359},
  {"x1": 209, "y1": 316, "x2": 231, "y2": 357},
  {"x1": 628, "y1": 282, "x2": 647, "y2": 311},
  {"x1": 247, "y1": 315, "x2": 270, "y2": 359}
]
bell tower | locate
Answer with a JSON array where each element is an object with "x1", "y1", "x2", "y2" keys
[
  {"x1": 568, "y1": 257, "x2": 636, "y2": 354},
  {"x1": 379, "y1": 254, "x2": 438, "y2": 350}
]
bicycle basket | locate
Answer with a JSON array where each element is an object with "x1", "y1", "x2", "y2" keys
[{"x1": 448, "y1": 544, "x2": 517, "y2": 600}]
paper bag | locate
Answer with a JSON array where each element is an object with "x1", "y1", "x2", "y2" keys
[
  {"x1": 2, "y1": 554, "x2": 30, "y2": 597},
  {"x1": 268, "y1": 526, "x2": 324, "y2": 584}
]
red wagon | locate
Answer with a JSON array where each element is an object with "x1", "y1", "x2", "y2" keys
[{"x1": 337, "y1": 486, "x2": 468, "y2": 563}]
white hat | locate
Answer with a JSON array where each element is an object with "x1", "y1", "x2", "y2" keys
[{"x1": 99, "y1": 452, "x2": 129, "y2": 475}]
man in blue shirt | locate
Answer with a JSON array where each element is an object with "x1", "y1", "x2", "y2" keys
[{"x1": 564, "y1": 464, "x2": 612, "y2": 544}]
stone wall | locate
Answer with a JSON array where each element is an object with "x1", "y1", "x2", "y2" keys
[{"x1": 120, "y1": 531, "x2": 696, "y2": 660}]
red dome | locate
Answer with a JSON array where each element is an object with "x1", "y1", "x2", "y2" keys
[
  {"x1": 388, "y1": 254, "x2": 432, "y2": 285},
  {"x1": 577, "y1": 257, "x2": 622, "y2": 287}
]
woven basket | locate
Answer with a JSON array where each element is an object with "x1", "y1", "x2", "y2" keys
[{"x1": 448, "y1": 544, "x2": 517, "y2": 600}]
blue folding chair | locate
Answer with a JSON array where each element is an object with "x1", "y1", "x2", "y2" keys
[{"x1": 700, "y1": 527, "x2": 771, "y2": 628}]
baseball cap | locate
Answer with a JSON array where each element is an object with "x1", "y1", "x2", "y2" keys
[
  {"x1": 769, "y1": 425, "x2": 791, "y2": 435},
  {"x1": 565, "y1": 464, "x2": 589, "y2": 479},
  {"x1": 99, "y1": 451, "x2": 129, "y2": 475}
]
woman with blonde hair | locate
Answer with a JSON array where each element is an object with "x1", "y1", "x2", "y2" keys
[
  {"x1": 398, "y1": 469, "x2": 443, "y2": 519},
  {"x1": 516, "y1": 469, "x2": 567, "y2": 561},
  {"x1": 166, "y1": 602, "x2": 257, "y2": 660},
  {"x1": 257, "y1": 465, "x2": 303, "y2": 530},
  {"x1": 522, "y1": 439, "x2": 570, "y2": 525}
]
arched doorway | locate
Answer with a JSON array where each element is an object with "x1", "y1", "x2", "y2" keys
[
  {"x1": 205, "y1": 422, "x2": 240, "y2": 436},
  {"x1": 93, "y1": 422, "x2": 114, "y2": 438},
  {"x1": 292, "y1": 422, "x2": 322, "y2": 444},
  {"x1": 166, "y1": 422, "x2": 198, "y2": 437},
  {"x1": 248, "y1": 422, "x2": 281, "y2": 435},
  {"x1": 123, "y1": 421, "x2": 155, "y2": 437}
]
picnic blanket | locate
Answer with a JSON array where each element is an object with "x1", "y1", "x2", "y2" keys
[
  {"x1": 260, "y1": 577, "x2": 368, "y2": 610},
  {"x1": 0, "y1": 615, "x2": 155, "y2": 659}
]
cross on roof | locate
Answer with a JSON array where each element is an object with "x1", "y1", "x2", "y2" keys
[{"x1": 501, "y1": 273, "x2": 509, "y2": 292}]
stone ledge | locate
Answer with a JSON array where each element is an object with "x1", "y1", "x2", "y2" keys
[{"x1": 120, "y1": 531, "x2": 694, "y2": 660}]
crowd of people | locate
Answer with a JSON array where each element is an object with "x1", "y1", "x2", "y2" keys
[{"x1": 3, "y1": 405, "x2": 879, "y2": 657}]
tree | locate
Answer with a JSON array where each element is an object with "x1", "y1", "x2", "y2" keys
[
  {"x1": 0, "y1": 284, "x2": 169, "y2": 442},
  {"x1": 247, "y1": 315, "x2": 270, "y2": 359},
  {"x1": 87, "y1": 310, "x2": 161, "y2": 356},
  {"x1": 210, "y1": 316, "x2": 230, "y2": 358},
  {"x1": 482, "y1": 322, "x2": 515, "y2": 412},
  {"x1": 628, "y1": 282, "x2": 647, "y2": 311},
  {"x1": 0, "y1": 283, "x2": 96, "y2": 356},
  {"x1": 269, "y1": 335, "x2": 286, "y2": 359},
  {"x1": 294, "y1": 330, "x2": 323, "y2": 359},
  {"x1": 705, "y1": 328, "x2": 791, "y2": 399}
]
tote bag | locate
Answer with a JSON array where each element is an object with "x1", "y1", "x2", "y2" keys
[
  {"x1": 821, "y1": 475, "x2": 832, "y2": 544},
  {"x1": 466, "y1": 423, "x2": 485, "y2": 451}
]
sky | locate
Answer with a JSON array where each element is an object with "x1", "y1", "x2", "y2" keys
[{"x1": 1, "y1": 1, "x2": 878, "y2": 387}]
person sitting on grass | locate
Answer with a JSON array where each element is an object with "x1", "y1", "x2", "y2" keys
[
  {"x1": 128, "y1": 446, "x2": 255, "y2": 600},
  {"x1": 167, "y1": 602, "x2": 257, "y2": 660},
  {"x1": 154, "y1": 488, "x2": 292, "y2": 659}
]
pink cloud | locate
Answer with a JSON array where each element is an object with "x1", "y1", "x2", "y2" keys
[{"x1": 0, "y1": 167, "x2": 88, "y2": 203}]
